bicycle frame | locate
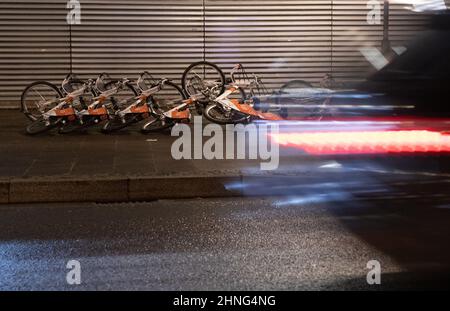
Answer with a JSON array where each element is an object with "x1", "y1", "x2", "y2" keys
[
  {"x1": 156, "y1": 64, "x2": 259, "y2": 123},
  {"x1": 230, "y1": 63, "x2": 270, "y2": 98},
  {"x1": 161, "y1": 95, "x2": 203, "y2": 120},
  {"x1": 183, "y1": 62, "x2": 225, "y2": 98},
  {"x1": 114, "y1": 79, "x2": 171, "y2": 123},
  {"x1": 215, "y1": 85, "x2": 283, "y2": 121},
  {"x1": 39, "y1": 83, "x2": 90, "y2": 125},
  {"x1": 221, "y1": 64, "x2": 336, "y2": 121},
  {"x1": 74, "y1": 78, "x2": 130, "y2": 122},
  {"x1": 160, "y1": 84, "x2": 283, "y2": 123}
]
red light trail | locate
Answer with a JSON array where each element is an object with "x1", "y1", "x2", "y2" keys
[{"x1": 270, "y1": 130, "x2": 450, "y2": 155}]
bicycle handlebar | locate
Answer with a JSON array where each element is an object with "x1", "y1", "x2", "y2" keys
[
  {"x1": 65, "y1": 79, "x2": 95, "y2": 98},
  {"x1": 61, "y1": 73, "x2": 83, "y2": 94},
  {"x1": 137, "y1": 71, "x2": 155, "y2": 92},
  {"x1": 230, "y1": 63, "x2": 260, "y2": 87},
  {"x1": 137, "y1": 71, "x2": 170, "y2": 92},
  {"x1": 95, "y1": 73, "x2": 129, "y2": 93},
  {"x1": 230, "y1": 63, "x2": 243, "y2": 83}
]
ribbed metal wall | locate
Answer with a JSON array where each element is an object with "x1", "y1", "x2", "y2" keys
[
  {"x1": 205, "y1": 0, "x2": 332, "y2": 92},
  {"x1": 71, "y1": 0, "x2": 203, "y2": 85},
  {"x1": 0, "y1": 0, "x2": 444, "y2": 107},
  {"x1": 205, "y1": 0, "x2": 431, "y2": 91},
  {"x1": 0, "y1": 0, "x2": 70, "y2": 107},
  {"x1": 331, "y1": 0, "x2": 430, "y2": 83}
]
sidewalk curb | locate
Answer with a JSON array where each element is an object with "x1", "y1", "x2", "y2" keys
[
  {"x1": 9, "y1": 178, "x2": 129, "y2": 204},
  {"x1": 0, "y1": 180, "x2": 9, "y2": 204},
  {"x1": 1, "y1": 170, "x2": 448, "y2": 204},
  {"x1": 128, "y1": 176, "x2": 242, "y2": 201},
  {"x1": 1, "y1": 176, "x2": 243, "y2": 204}
]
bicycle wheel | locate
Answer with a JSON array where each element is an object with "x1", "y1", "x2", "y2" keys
[
  {"x1": 26, "y1": 117, "x2": 59, "y2": 135},
  {"x1": 62, "y1": 78, "x2": 95, "y2": 110},
  {"x1": 182, "y1": 61, "x2": 225, "y2": 98},
  {"x1": 104, "y1": 80, "x2": 138, "y2": 112},
  {"x1": 203, "y1": 104, "x2": 250, "y2": 125},
  {"x1": 150, "y1": 81, "x2": 187, "y2": 114},
  {"x1": 21, "y1": 81, "x2": 62, "y2": 121},
  {"x1": 203, "y1": 86, "x2": 249, "y2": 124},
  {"x1": 277, "y1": 80, "x2": 324, "y2": 119},
  {"x1": 58, "y1": 120, "x2": 82, "y2": 134},
  {"x1": 141, "y1": 117, "x2": 175, "y2": 133},
  {"x1": 102, "y1": 115, "x2": 139, "y2": 133}
]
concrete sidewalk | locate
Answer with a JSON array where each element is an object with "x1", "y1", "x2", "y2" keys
[{"x1": 1, "y1": 110, "x2": 449, "y2": 204}]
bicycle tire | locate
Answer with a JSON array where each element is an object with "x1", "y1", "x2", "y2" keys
[
  {"x1": 102, "y1": 115, "x2": 140, "y2": 133},
  {"x1": 181, "y1": 61, "x2": 225, "y2": 98},
  {"x1": 203, "y1": 104, "x2": 250, "y2": 125},
  {"x1": 104, "y1": 80, "x2": 138, "y2": 111},
  {"x1": 277, "y1": 79, "x2": 315, "y2": 119},
  {"x1": 203, "y1": 86, "x2": 249, "y2": 124},
  {"x1": 26, "y1": 117, "x2": 59, "y2": 135},
  {"x1": 21, "y1": 81, "x2": 62, "y2": 121},
  {"x1": 141, "y1": 118, "x2": 175, "y2": 133},
  {"x1": 58, "y1": 119, "x2": 85, "y2": 134},
  {"x1": 150, "y1": 80, "x2": 187, "y2": 113}
]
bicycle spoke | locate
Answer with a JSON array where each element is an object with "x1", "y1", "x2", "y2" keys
[
  {"x1": 190, "y1": 70, "x2": 201, "y2": 80},
  {"x1": 32, "y1": 89, "x2": 46, "y2": 101}
]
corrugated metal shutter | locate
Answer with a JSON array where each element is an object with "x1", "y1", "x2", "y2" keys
[
  {"x1": 205, "y1": 0, "x2": 333, "y2": 92},
  {"x1": 0, "y1": 0, "x2": 70, "y2": 107},
  {"x1": 331, "y1": 0, "x2": 430, "y2": 84},
  {"x1": 71, "y1": 0, "x2": 204, "y2": 88},
  {"x1": 205, "y1": 0, "x2": 432, "y2": 92},
  {"x1": 0, "y1": 0, "x2": 204, "y2": 107},
  {"x1": 0, "y1": 0, "x2": 446, "y2": 107}
]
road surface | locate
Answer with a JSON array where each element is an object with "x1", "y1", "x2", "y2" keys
[{"x1": 1, "y1": 195, "x2": 450, "y2": 291}]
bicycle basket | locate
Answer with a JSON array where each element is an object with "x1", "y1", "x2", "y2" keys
[
  {"x1": 231, "y1": 63, "x2": 270, "y2": 97},
  {"x1": 95, "y1": 72, "x2": 113, "y2": 93},
  {"x1": 137, "y1": 71, "x2": 159, "y2": 92},
  {"x1": 61, "y1": 73, "x2": 83, "y2": 94}
]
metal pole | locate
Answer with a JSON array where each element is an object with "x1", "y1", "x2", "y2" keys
[
  {"x1": 381, "y1": 0, "x2": 391, "y2": 54},
  {"x1": 331, "y1": 0, "x2": 334, "y2": 86},
  {"x1": 69, "y1": 23, "x2": 73, "y2": 74},
  {"x1": 202, "y1": 0, "x2": 206, "y2": 78},
  {"x1": 202, "y1": 0, "x2": 206, "y2": 63}
]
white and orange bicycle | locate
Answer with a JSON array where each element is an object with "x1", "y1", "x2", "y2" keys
[
  {"x1": 23, "y1": 73, "x2": 137, "y2": 134},
  {"x1": 141, "y1": 66, "x2": 283, "y2": 133},
  {"x1": 102, "y1": 71, "x2": 186, "y2": 133},
  {"x1": 24, "y1": 76, "x2": 96, "y2": 135},
  {"x1": 141, "y1": 93, "x2": 205, "y2": 133},
  {"x1": 182, "y1": 62, "x2": 333, "y2": 122},
  {"x1": 202, "y1": 64, "x2": 283, "y2": 124},
  {"x1": 58, "y1": 73, "x2": 137, "y2": 134}
]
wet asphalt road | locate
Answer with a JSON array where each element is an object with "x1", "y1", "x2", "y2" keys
[{"x1": 1, "y1": 195, "x2": 450, "y2": 291}]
